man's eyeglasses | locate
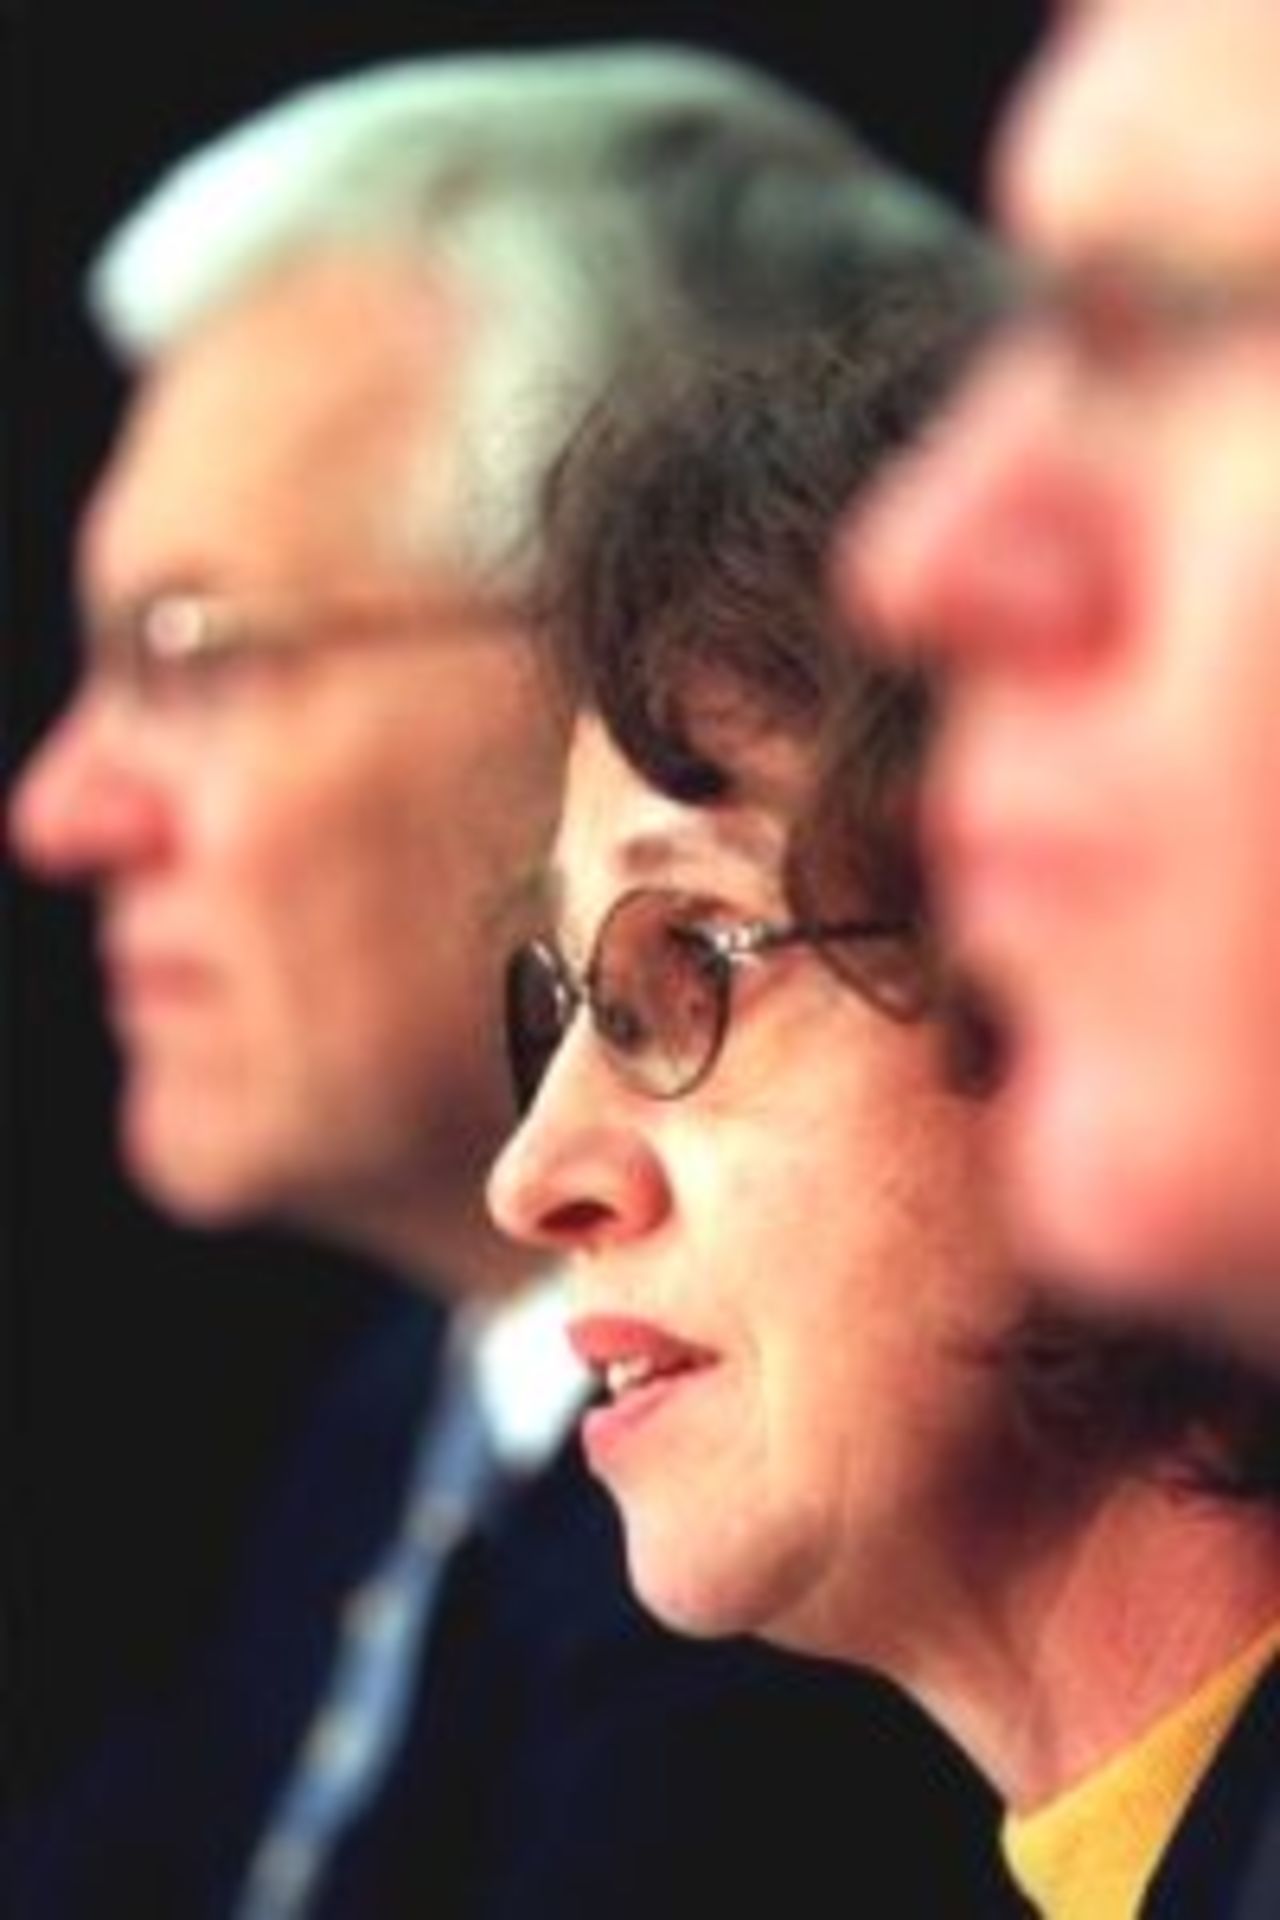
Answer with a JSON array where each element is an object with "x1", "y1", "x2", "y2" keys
[
  {"x1": 1008, "y1": 252, "x2": 1280, "y2": 370},
  {"x1": 83, "y1": 589, "x2": 522, "y2": 710},
  {"x1": 504, "y1": 884, "x2": 911, "y2": 1113}
]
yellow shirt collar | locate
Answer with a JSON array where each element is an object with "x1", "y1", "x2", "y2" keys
[{"x1": 1002, "y1": 1621, "x2": 1280, "y2": 1920}]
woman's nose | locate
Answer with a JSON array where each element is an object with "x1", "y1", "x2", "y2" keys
[{"x1": 487, "y1": 1030, "x2": 672, "y2": 1258}]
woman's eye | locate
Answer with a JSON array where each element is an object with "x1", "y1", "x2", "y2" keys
[
  {"x1": 595, "y1": 995, "x2": 651, "y2": 1055},
  {"x1": 673, "y1": 923, "x2": 731, "y2": 980}
]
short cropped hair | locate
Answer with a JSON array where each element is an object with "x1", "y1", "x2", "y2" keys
[
  {"x1": 535, "y1": 311, "x2": 1280, "y2": 1500},
  {"x1": 89, "y1": 42, "x2": 977, "y2": 593}
]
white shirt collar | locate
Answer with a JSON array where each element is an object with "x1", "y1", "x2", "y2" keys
[{"x1": 459, "y1": 1274, "x2": 587, "y2": 1475}]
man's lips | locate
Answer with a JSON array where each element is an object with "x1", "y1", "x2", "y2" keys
[
  {"x1": 100, "y1": 948, "x2": 211, "y2": 1025},
  {"x1": 928, "y1": 778, "x2": 1116, "y2": 956},
  {"x1": 927, "y1": 696, "x2": 1137, "y2": 932}
]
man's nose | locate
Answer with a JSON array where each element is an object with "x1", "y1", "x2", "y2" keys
[
  {"x1": 8, "y1": 691, "x2": 174, "y2": 882},
  {"x1": 835, "y1": 339, "x2": 1117, "y2": 674}
]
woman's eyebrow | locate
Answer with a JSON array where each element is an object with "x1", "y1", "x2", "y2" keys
[
  {"x1": 612, "y1": 813, "x2": 783, "y2": 883},
  {"x1": 532, "y1": 810, "x2": 786, "y2": 953},
  {"x1": 540, "y1": 831, "x2": 693, "y2": 929}
]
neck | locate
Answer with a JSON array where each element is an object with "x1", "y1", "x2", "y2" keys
[{"x1": 902, "y1": 1471, "x2": 1280, "y2": 1812}]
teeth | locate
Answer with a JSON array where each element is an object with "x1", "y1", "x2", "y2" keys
[{"x1": 603, "y1": 1356, "x2": 658, "y2": 1398}]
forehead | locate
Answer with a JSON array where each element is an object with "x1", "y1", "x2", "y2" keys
[
  {"x1": 80, "y1": 250, "x2": 465, "y2": 598},
  {"x1": 997, "y1": 0, "x2": 1280, "y2": 270},
  {"x1": 552, "y1": 718, "x2": 792, "y2": 928}
]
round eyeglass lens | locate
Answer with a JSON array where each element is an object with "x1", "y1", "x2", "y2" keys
[
  {"x1": 505, "y1": 942, "x2": 572, "y2": 1114},
  {"x1": 592, "y1": 891, "x2": 728, "y2": 1099}
]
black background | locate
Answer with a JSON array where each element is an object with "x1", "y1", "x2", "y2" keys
[{"x1": 5, "y1": 0, "x2": 1038, "y2": 1798}]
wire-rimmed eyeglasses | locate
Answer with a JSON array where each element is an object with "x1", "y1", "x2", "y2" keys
[
  {"x1": 504, "y1": 884, "x2": 912, "y2": 1113},
  {"x1": 81, "y1": 588, "x2": 523, "y2": 711},
  {"x1": 1004, "y1": 250, "x2": 1280, "y2": 369}
]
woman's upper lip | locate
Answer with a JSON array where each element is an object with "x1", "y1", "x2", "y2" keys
[{"x1": 567, "y1": 1313, "x2": 716, "y2": 1379}]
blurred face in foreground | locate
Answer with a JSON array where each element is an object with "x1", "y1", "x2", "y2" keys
[
  {"x1": 843, "y1": 0, "x2": 1280, "y2": 1327},
  {"x1": 489, "y1": 714, "x2": 1018, "y2": 1663},
  {"x1": 9, "y1": 253, "x2": 561, "y2": 1285}
]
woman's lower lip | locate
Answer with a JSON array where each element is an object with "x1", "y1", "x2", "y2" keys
[{"x1": 580, "y1": 1368, "x2": 702, "y2": 1471}]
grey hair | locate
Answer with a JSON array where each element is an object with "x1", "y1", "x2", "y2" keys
[{"x1": 89, "y1": 42, "x2": 983, "y2": 591}]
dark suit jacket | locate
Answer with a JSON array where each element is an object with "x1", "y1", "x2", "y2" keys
[
  {"x1": 6, "y1": 1291, "x2": 1024, "y2": 1917},
  {"x1": 1144, "y1": 1657, "x2": 1280, "y2": 1920}
]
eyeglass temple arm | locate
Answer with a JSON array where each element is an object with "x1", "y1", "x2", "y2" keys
[{"x1": 719, "y1": 916, "x2": 912, "y2": 960}]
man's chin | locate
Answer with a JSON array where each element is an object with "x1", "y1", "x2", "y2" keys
[
  {"x1": 120, "y1": 1104, "x2": 265, "y2": 1231},
  {"x1": 1003, "y1": 1050, "x2": 1242, "y2": 1313}
]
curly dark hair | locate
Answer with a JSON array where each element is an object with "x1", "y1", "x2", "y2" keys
[
  {"x1": 538, "y1": 274, "x2": 968, "y2": 809},
  {"x1": 534, "y1": 296, "x2": 1280, "y2": 1500},
  {"x1": 537, "y1": 287, "x2": 980, "y2": 1018}
]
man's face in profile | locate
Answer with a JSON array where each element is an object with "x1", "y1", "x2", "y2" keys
[
  {"x1": 841, "y1": 0, "x2": 1280, "y2": 1321},
  {"x1": 10, "y1": 252, "x2": 562, "y2": 1275}
]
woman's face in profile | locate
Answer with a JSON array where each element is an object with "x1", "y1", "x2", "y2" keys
[{"x1": 489, "y1": 713, "x2": 1020, "y2": 1665}]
